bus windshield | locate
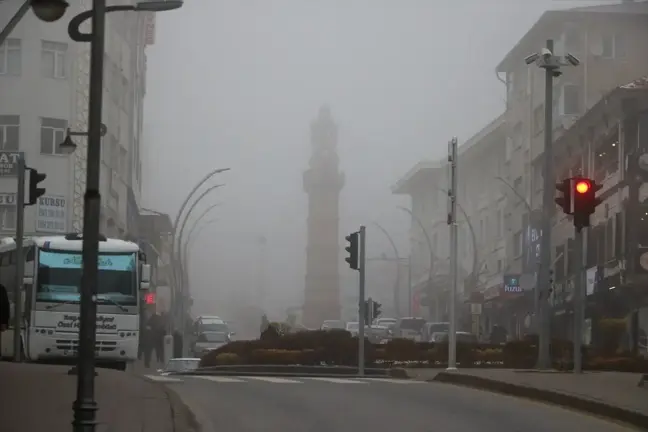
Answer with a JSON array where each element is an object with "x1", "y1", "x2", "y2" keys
[{"x1": 36, "y1": 249, "x2": 138, "y2": 305}]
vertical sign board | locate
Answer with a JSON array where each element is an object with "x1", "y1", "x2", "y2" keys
[
  {"x1": 144, "y1": 12, "x2": 156, "y2": 45},
  {"x1": 0, "y1": 151, "x2": 24, "y2": 231},
  {"x1": 35, "y1": 195, "x2": 67, "y2": 233}
]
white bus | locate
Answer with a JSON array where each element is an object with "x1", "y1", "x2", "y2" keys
[{"x1": 0, "y1": 233, "x2": 151, "y2": 371}]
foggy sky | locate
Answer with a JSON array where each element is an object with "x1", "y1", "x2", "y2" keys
[{"x1": 142, "y1": 0, "x2": 612, "y2": 321}]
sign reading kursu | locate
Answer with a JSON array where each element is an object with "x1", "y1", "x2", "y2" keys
[{"x1": 36, "y1": 195, "x2": 67, "y2": 233}]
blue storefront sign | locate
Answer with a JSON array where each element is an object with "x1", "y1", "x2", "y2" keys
[{"x1": 503, "y1": 274, "x2": 523, "y2": 294}]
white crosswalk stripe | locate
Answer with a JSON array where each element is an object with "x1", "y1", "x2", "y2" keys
[
  {"x1": 194, "y1": 376, "x2": 246, "y2": 383},
  {"x1": 244, "y1": 376, "x2": 303, "y2": 383},
  {"x1": 356, "y1": 378, "x2": 426, "y2": 384},
  {"x1": 144, "y1": 375, "x2": 183, "y2": 383},
  {"x1": 305, "y1": 377, "x2": 368, "y2": 384}
]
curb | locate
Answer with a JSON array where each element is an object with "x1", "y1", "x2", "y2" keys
[
  {"x1": 136, "y1": 374, "x2": 201, "y2": 432},
  {"x1": 194, "y1": 365, "x2": 396, "y2": 377},
  {"x1": 432, "y1": 372, "x2": 648, "y2": 430},
  {"x1": 174, "y1": 370, "x2": 409, "y2": 379}
]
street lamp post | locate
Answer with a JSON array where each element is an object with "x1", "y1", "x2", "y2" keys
[
  {"x1": 173, "y1": 184, "x2": 225, "y2": 355},
  {"x1": 372, "y1": 222, "x2": 403, "y2": 317},
  {"x1": 525, "y1": 40, "x2": 579, "y2": 370},
  {"x1": 68, "y1": 2, "x2": 183, "y2": 431}
]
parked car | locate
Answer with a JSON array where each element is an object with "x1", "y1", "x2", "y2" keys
[
  {"x1": 395, "y1": 317, "x2": 427, "y2": 341},
  {"x1": 321, "y1": 320, "x2": 346, "y2": 331}
]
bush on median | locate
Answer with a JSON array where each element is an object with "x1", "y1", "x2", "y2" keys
[{"x1": 198, "y1": 331, "x2": 648, "y2": 372}]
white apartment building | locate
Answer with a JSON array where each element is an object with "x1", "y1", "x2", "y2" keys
[
  {"x1": 0, "y1": 0, "x2": 155, "y2": 239},
  {"x1": 392, "y1": 114, "x2": 508, "y2": 326}
]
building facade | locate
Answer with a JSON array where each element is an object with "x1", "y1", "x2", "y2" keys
[
  {"x1": 0, "y1": 0, "x2": 154, "y2": 239},
  {"x1": 393, "y1": 1, "x2": 648, "y2": 342}
]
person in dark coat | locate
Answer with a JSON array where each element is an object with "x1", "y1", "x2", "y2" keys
[{"x1": 0, "y1": 283, "x2": 9, "y2": 331}]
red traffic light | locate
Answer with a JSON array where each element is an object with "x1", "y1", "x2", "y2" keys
[
  {"x1": 144, "y1": 293, "x2": 156, "y2": 304},
  {"x1": 575, "y1": 180, "x2": 590, "y2": 194}
]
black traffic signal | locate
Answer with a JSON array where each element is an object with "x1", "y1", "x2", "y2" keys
[
  {"x1": 372, "y1": 301, "x2": 382, "y2": 320},
  {"x1": 571, "y1": 177, "x2": 603, "y2": 231},
  {"x1": 345, "y1": 231, "x2": 359, "y2": 270},
  {"x1": 363, "y1": 299, "x2": 371, "y2": 325},
  {"x1": 26, "y1": 168, "x2": 46, "y2": 206},
  {"x1": 555, "y1": 178, "x2": 572, "y2": 215}
]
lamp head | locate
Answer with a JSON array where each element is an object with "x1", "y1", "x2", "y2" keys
[
  {"x1": 59, "y1": 130, "x2": 77, "y2": 155},
  {"x1": 31, "y1": 0, "x2": 69, "y2": 22}
]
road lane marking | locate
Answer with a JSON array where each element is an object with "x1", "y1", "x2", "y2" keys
[
  {"x1": 358, "y1": 378, "x2": 426, "y2": 384},
  {"x1": 245, "y1": 376, "x2": 303, "y2": 383},
  {"x1": 194, "y1": 376, "x2": 245, "y2": 383},
  {"x1": 306, "y1": 377, "x2": 368, "y2": 384},
  {"x1": 144, "y1": 375, "x2": 183, "y2": 382}
]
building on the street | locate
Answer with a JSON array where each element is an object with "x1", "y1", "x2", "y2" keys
[
  {"x1": 548, "y1": 76, "x2": 648, "y2": 351},
  {"x1": 392, "y1": 114, "x2": 508, "y2": 334},
  {"x1": 302, "y1": 106, "x2": 345, "y2": 328},
  {"x1": 392, "y1": 1, "x2": 648, "y2": 341},
  {"x1": 491, "y1": 0, "x2": 648, "y2": 338},
  {"x1": 0, "y1": 0, "x2": 156, "y2": 238}
]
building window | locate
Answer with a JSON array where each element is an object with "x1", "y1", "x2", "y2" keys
[
  {"x1": 40, "y1": 117, "x2": 67, "y2": 155},
  {"x1": 561, "y1": 84, "x2": 580, "y2": 116},
  {"x1": 513, "y1": 231, "x2": 522, "y2": 257},
  {"x1": 41, "y1": 40, "x2": 67, "y2": 78},
  {"x1": 0, "y1": 39, "x2": 21, "y2": 75},
  {"x1": 0, "y1": 203, "x2": 16, "y2": 230},
  {"x1": 601, "y1": 32, "x2": 625, "y2": 59},
  {"x1": 0, "y1": 115, "x2": 19, "y2": 150}
]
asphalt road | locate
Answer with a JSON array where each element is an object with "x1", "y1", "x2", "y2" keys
[{"x1": 162, "y1": 376, "x2": 636, "y2": 432}]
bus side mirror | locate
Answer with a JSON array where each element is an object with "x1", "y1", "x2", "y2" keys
[{"x1": 140, "y1": 264, "x2": 151, "y2": 290}]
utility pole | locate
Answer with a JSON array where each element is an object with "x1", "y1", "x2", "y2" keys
[
  {"x1": 12, "y1": 156, "x2": 26, "y2": 361},
  {"x1": 358, "y1": 225, "x2": 366, "y2": 376},
  {"x1": 447, "y1": 137, "x2": 458, "y2": 371}
]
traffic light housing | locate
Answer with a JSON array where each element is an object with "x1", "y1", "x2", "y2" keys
[
  {"x1": 345, "y1": 231, "x2": 359, "y2": 270},
  {"x1": 26, "y1": 167, "x2": 46, "y2": 206},
  {"x1": 363, "y1": 299, "x2": 370, "y2": 325},
  {"x1": 372, "y1": 301, "x2": 382, "y2": 320},
  {"x1": 571, "y1": 177, "x2": 603, "y2": 231},
  {"x1": 555, "y1": 178, "x2": 572, "y2": 215}
]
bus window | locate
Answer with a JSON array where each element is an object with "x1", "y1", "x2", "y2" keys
[{"x1": 26, "y1": 247, "x2": 34, "y2": 262}]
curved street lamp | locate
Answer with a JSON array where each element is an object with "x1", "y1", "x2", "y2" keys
[
  {"x1": 397, "y1": 206, "x2": 436, "y2": 286},
  {"x1": 372, "y1": 222, "x2": 403, "y2": 317},
  {"x1": 181, "y1": 202, "x2": 222, "y2": 252},
  {"x1": 67, "y1": 2, "x2": 183, "y2": 431},
  {"x1": 182, "y1": 218, "x2": 219, "y2": 289},
  {"x1": 173, "y1": 184, "x2": 225, "y2": 354},
  {"x1": 494, "y1": 176, "x2": 533, "y2": 213}
]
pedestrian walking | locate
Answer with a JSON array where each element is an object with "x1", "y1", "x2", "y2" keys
[{"x1": 0, "y1": 283, "x2": 10, "y2": 359}]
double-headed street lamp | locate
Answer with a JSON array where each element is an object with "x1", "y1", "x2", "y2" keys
[
  {"x1": 525, "y1": 40, "x2": 579, "y2": 370},
  {"x1": 67, "y1": 2, "x2": 183, "y2": 431}
]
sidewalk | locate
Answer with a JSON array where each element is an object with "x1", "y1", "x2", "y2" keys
[
  {"x1": 0, "y1": 361, "x2": 197, "y2": 432},
  {"x1": 406, "y1": 368, "x2": 648, "y2": 429}
]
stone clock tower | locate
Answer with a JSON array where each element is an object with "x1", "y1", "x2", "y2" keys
[{"x1": 302, "y1": 106, "x2": 344, "y2": 328}]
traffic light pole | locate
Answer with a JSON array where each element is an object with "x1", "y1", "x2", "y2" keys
[
  {"x1": 573, "y1": 227, "x2": 586, "y2": 373},
  {"x1": 358, "y1": 225, "x2": 366, "y2": 376},
  {"x1": 12, "y1": 157, "x2": 26, "y2": 361}
]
